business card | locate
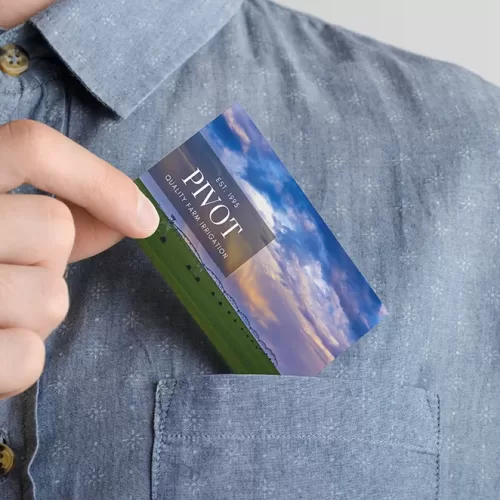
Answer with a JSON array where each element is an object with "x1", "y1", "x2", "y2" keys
[{"x1": 136, "y1": 103, "x2": 387, "y2": 376}]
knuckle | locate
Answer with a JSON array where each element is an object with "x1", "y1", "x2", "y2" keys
[
  {"x1": 1, "y1": 120, "x2": 53, "y2": 190},
  {"x1": 44, "y1": 275, "x2": 69, "y2": 327},
  {"x1": 43, "y1": 197, "x2": 76, "y2": 251},
  {"x1": 0, "y1": 329, "x2": 45, "y2": 398},
  {"x1": 6, "y1": 119, "x2": 49, "y2": 152},
  {"x1": 0, "y1": 268, "x2": 16, "y2": 300},
  {"x1": 44, "y1": 196, "x2": 73, "y2": 225},
  {"x1": 87, "y1": 162, "x2": 112, "y2": 204},
  {"x1": 14, "y1": 329, "x2": 45, "y2": 386}
]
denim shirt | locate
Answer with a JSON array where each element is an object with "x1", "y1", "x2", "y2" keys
[{"x1": 0, "y1": 1, "x2": 499, "y2": 499}]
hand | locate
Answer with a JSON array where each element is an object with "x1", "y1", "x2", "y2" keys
[
  {"x1": 0, "y1": 0, "x2": 57, "y2": 30},
  {"x1": 0, "y1": 120, "x2": 159, "y2": 399}
]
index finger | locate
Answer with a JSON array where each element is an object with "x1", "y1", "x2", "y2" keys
[{"x1": 0, "y1": 120, "x2": 159, "y2": 238}]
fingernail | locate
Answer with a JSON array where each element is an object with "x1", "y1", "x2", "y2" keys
[{"x1": 137, "y1": 191, "x2": 160, "y2": 234}]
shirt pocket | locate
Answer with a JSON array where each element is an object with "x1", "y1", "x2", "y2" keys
[{"x1": 152, "y1": 375, "x2": 440, "y2": 500}]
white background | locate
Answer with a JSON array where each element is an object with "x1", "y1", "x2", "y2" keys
[{"x1": 274, "y1": 0, "x2": 499, "y2": 87}]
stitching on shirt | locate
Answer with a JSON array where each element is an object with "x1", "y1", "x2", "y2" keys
[
  {"x1": 427, "y1": 392, "x2": 442, "y2": 500},
  {"x1": 21, "y1": 391, "x2": 30, "y2": 500},
  {"x1": 162, "y1": 432, "x2": 437, "y2": 456},
  {"x1": 152, "y1": 379, "x2": 177, "y2": 500}
]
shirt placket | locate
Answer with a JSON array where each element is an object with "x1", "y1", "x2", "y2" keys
[{"x1": 0, "y1": 23, "x2": 66, "y2": 500}]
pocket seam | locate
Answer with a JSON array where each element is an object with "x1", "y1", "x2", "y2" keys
[
  {"x1": 152, "y1": 379, "x2": 177, "y2": 500},
  {"x1": 161, "y1": 432, "x2": 437, "y2": 456},
  {"x1": 426, "y1": 392, "x2": 441, "y2": 500},
  {"x1": 156, "y1": 377, "x2": 439, "y2": 457},
  {"x1": 153, "y1": 378, "x2": 440, "y2": 500}
]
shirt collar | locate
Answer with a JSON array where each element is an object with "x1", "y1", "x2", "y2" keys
[{"x1": 30, "y1": 0, "x2": 244, "y2": 119}]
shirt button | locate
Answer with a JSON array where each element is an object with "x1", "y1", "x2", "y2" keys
[
  {"x1": 0, "y1": 43, "x2": 29, "y2": 77},
  {"x1": 0, "y1": 443, "x2": 15, "y2": 477}
]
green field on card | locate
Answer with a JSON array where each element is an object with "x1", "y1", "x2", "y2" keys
[{"x1": 135, "y1": 178, "x2": 279, "y2": 375}]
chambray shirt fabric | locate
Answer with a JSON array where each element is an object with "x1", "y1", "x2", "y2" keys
[{"x1": 0, "y1": 0, "x2": 499, "y2": 498}]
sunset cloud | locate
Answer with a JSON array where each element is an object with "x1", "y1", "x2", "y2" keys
[{"x1": 144, "y1": 103, "x2": 387, "y2": 375}]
